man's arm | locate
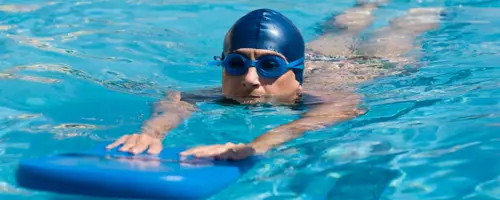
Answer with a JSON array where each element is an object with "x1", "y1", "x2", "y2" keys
[
  {"x1": 106, "y1": 91, "x2": 198, "y2": 154},
  {"x1": 141, "y1": 91, "x2": 198, "y2": 139},
  {"x1": 249, "y1": 92, "x2": 364, "y2": 153},
  {"x1": 179, "y1": 92, "x2": 365, "y2": 160}
]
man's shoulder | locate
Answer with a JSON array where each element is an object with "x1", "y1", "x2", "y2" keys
[
  {"x1": 300, "y1": 89, "x2": 361, "y2": 106},
  {"x1": 178, "y1": 87, "x2": 224, "y2": 104}
]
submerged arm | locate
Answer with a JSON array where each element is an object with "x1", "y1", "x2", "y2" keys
[
  {"x1": 249, "y1": 92, "x2": 365, "y2": 153},
  {"x1": 141, "y1": 92, "x2": 197, "y2": 139},
  {"x1": 179, "y1": 92, "x2": 365, "y2": 160},
  {"x1": 106, "y1": 91, "x2": 197, "y2": 154}
]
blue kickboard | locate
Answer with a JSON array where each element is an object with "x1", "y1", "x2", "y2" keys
[{"x1": 15, "y1": 143, "x2": 257, "y2": 199}]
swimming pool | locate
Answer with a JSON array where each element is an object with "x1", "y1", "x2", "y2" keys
[{"x1": 1, "y1": 0, "x2": 500, "y2": 199}]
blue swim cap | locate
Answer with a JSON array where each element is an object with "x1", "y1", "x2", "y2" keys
[{"x1": 222, "y1": 9, "x2": 305, "y2": 84}]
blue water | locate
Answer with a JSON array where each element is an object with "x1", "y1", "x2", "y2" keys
[{"x1": 1, "y1": 0, "x2": 500, "y2": 199}]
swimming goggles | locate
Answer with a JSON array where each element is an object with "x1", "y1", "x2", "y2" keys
[{"x1": 209, "y1": 53, "x2": 304, "y2": 78}]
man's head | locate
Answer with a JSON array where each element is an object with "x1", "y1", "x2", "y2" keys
[{"x1": 217, "y1": 9, "x2": 305, "y2": 103}]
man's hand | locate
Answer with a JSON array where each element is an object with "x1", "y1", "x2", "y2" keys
[
  {"x1": 106, "y1": 91, "x2": 197, "y2": 155},
  {"x1": 106, "y1": 133, "x2": 163, "y2": 154},
  {"x1": 180, "y1": 142, "x2": 256, "y2": 161}
]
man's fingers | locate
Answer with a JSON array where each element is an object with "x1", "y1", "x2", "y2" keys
[
  {"x1": 147, "y1": 139, "x2": 163, "y2": 155},
  {"x1": 193, "y1": 147, "x2": 224, "y2": 158},
  {"x1": 106, "y1": 134, "x2": 165, "y2": 155},
  {"x1": 180, "y1": 146, "x2": 210, "y2": 156},
  {"x1": 119, "y1": 134, "x2": 139, "y2": 152},
  {"x1": 106, "y1": 135, "x2": 130, "y2": 150},
  {"x1": 130, "y1": 136, "x2": 151, "y2": 154},
  {"x1": 179, "y1": 147, "x2": 201, "y2": 156},
  {"x1": 180, "y1": 145, "x2": 219, "y2": 156},
  {"x1": 180, "y1": 144, "x2": 254, "y2": 160}
]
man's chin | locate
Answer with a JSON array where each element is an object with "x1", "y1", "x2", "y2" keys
[
  {"x1": 246, "y1": 94, "x2": 267, "y2": 98},
  {"x1": 224, "y1": 94, "x2": 264, "y2": 104}
]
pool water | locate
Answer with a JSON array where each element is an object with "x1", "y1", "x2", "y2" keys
[{"x1": 1, "y1": 0, "x2": 500, "y2": 199}]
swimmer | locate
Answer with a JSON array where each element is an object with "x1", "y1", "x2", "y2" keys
[{"x1": 106, "y1": 1, "x2": 443, "y2": 160}]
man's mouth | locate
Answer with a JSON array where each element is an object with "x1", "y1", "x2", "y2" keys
[
  {"x1": 246, "y1": 95, "x2": 262, "y2": 98},
  {"x1": 233, "y1": 90, "x2": 266, "y2": 98}
]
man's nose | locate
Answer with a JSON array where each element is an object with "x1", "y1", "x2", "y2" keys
[{"x1": 241, "y1": 67, "x2": 260, "y2": 89}]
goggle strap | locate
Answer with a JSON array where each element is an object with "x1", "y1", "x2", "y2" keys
[
  {"x1": 208, "y1": 56, "x2": 223, "y2": 66},
  {"x1": 208, "y1": 60, "x2": 222, "y2": 66},
  {"x1": 287, "y1": 57, "x2": 305, "y2": 69}
]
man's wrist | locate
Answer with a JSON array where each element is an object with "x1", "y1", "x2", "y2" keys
[
  {"x1": 141, "y1": 124, "x2": 168, "y2": 140},
  {"x1": 248, "y1": 125, "x2": 306, "y2": 154},
  {"x1": 141, "y1": 113, "x2": 183, "y2": 139},
  {"x1": 248, "y1": 141, "x2": 271, "y2": 154}
]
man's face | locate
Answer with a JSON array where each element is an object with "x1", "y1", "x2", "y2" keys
[{"x1": 221, "y1": 48, "x2": 301, "y2": 104}]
